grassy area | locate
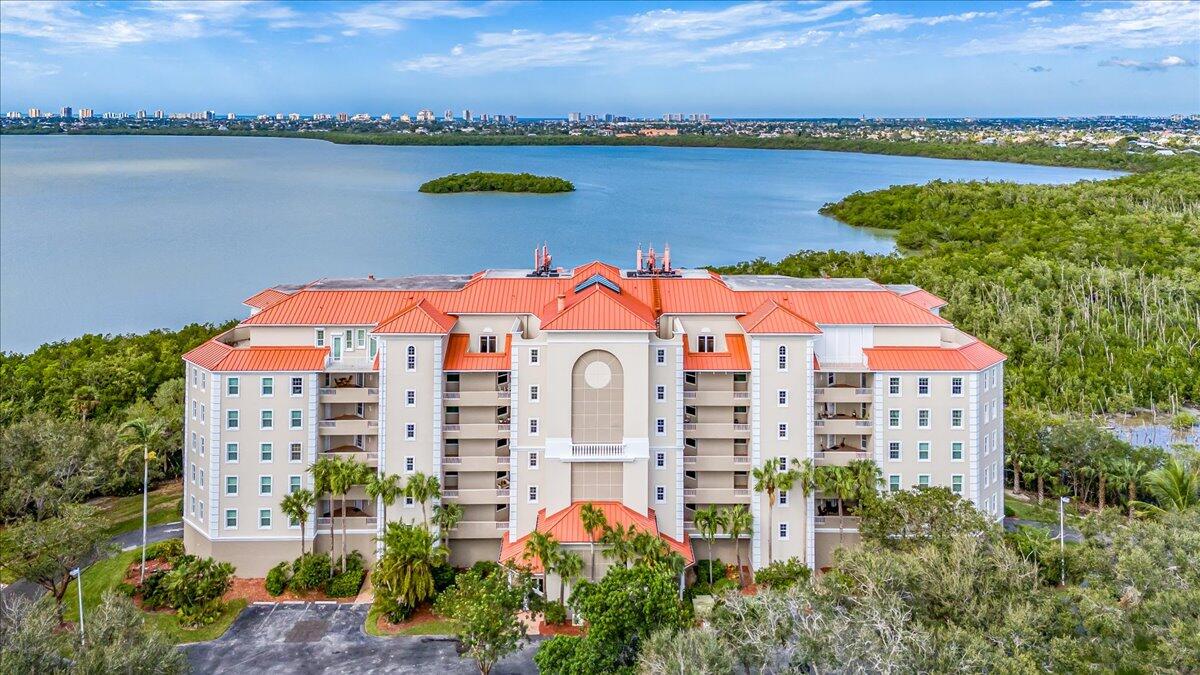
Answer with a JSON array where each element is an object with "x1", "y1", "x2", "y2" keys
[
  {"x1": 364, "y1": 604, "x2": 457, "y2": 637},
  {"x1": 1005, "y1": 493, "x2": 1084, "y2": 527},
  {"x1": 90, "y1": 480, "x2": 182, "y2": 539},
  {"x1": 62, "y1": 541, "x2": 244, "y2": 644}
]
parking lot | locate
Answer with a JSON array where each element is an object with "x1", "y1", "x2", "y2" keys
[{"x1": 182, "y1": 602, "x2": 540, "y2": 674}]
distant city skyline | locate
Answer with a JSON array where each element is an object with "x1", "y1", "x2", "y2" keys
[{"x1": 1, "y1": 1, "x2": 1198, "y2": 117}]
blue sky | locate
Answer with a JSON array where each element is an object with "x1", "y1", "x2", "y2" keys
[{"x1": 1, "y1": 1, "x2": 1197, "y2": 117}]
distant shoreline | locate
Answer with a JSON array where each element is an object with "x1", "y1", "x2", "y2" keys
[{"x1": 1, "y1": 127, "x2": 1184, "y2": 173}]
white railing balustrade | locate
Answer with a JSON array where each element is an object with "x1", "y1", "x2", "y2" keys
[{"x1": 570, "y1": 443, "x2": 627, "y2": 459}]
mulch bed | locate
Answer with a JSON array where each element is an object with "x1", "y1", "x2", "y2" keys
[
  {"x1": 373, "y1": 603, "x2": 440, "y2": 635},
  {"x1": 538, "y1": 621, "x2": 584, "y2": 636},
  {"x1": 223, "y1": 577, "x2": 360, "y2": 604}
]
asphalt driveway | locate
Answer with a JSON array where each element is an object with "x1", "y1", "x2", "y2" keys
[{"x1": 182, "y1": 602, "x2": 541, "y2": 674}]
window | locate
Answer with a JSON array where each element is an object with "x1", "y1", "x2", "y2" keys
[
  {"x1": 315, "y1": 329, "x2": 325, "y2": 347},
  {"x1": 200, "y1": 404, "x2": 206, "y2": 423},
  {"x1": 226, "y1": 409, "x2": 239, "y2": 431},
  {"x1": 655, "y1": 385, "x2": 665, "y2": 401},
  {"x1": 369, "y1": 336, "x2": 378, "y2": 360},
  {"x1": 226, "y1": 376, "x2": 239, "y2": 396},
  {"x1": 888, "y1": 441, "x2": 901, "y2": 461},
  {"x1": 225, "y1": 476, "x2": 238, "y2": 495},
  {"x1": 917, "y1": 377, "x2": 930, "y2": 396},
  {"x1": 404, "y1": 456, "x2": 415, "y2": 473},
  {"x1": 888, "y1": 376, "x2": 901, "y2": 396},
  {"x1": 226, "y1": 442, "x2": 239, "y2": 462},
  {"x1": 191, "y1": 432, "x2": 198, "y2": 453},
  {"x1": 259, "y1": 509, "x2": 271, "y2": 528},
  {"x1": 656, "y1": 348, "x2": 666, "y2": 364},
  {"x1": 191, "y1": 401, "x2": 197, "y2": 419},
  {"x1": 290, "y1": 410, "x2": 303, "y2": 429},
  {"x1": 405, "y1": 423, "x2": 416, "y2": 440},
  {"x1": 888, "y1": 409, "x2": 901, "y2": 429},
  {"x1": 778, "y1": 389, "x2": 788, "y2": 406},
  {"x1": 404, "y1": 496, "x2": 415, "y2": 508},
  {"x1": 889, "y1": 476, "x2": 901, "y2": 494},
  {"x1": 655, "y1": 486, "x2": 666, "y2": 503},
  {"x1": 697, "y1": 334, "x2": 715, "y2": 353},
  {"x1": 779, "y1": 490, "x2": 789, "y2": 506},
  {"x1": 405, "y1": 389, "x2": 416, "y2": 407},
  {"x1": 190, "y1": 463, "x2": 196, "y2": 482},
  {"x1": 529, "y1": 385, "x2": 539, "y2": 402},
  {"x1": 777, "y1": 423, "x2": 788, "y2": 440},
  {"x1": 529, "y1": 452, "x2": 539, "y2": 469},
  {"x1": 777, "y1": 345, "x2": 788, "y2": 371},
  {"x1": 260, "y1": 410, "x2": 273, "y2": 430},
  {"x1": 951, "y1": 409, "x2": 963, "y2": 429},
  {"x1": 260, "y1": 442, "x2": 273, "y2": 462},
  {"x1": 655, "y1": 452, "x2": 666, "y2": 469},
  {"x1": 951, "y1": 475, "x2": 964, "y2": 495},
  {"x1": 951, "y1": 441, "x2": 964, "y2": 461},
  {"x1": 291, "y1": 377, "x2": 303, "y2": 396},
  {"x1": 656, "y1": 418, "x2": 666, "y2": 436},
  {"x1": 778, "y1": 456, "x2": 789, "y2": 471},
  {"x1": 917, "y1": 409, "x2": 930, "y2": 429},
  {"x1": 917, "y1": 474, "x2": 931, "y2": 488},
  {"x1": 344, "y1": 330, "x2": 353, "y2": 351},
  {"x1": 529, "y1": 418, "x2": 539, "y2": 435},
  {"x1": 529, "y1": 348, "x2": 540, "y2": 365},
  {"x1": 259, "y1": 476, "x2": 272, "y2": 495},
  {"x1": 290, "y1": 476, "x2": 302, "y2": 493},
  {"x1": 290, "y1": 442, "x2": 303, "y2": 462},
  {"x1": 479, "y1": 335, "x2": 497, "y2": 353},
  {"x1": 406, "y1": 345, "x2": 416, "y2": 371},
  {"x1": 356, "y1": 329, "x2": 366, "y2": 349},
  {"x1": 778, "y1": 523, "x2": 789, "y2": 540},
  {"x1": 198, "y1": 469, "x2": 205, "y2": 487},
  {"x1": 224, "y1": 509, "x2": 238, "y2": 529},
  {"x1": 190, "y1": 495, "x2": 196, "y2": 515},
  {"x1": 917, "y1": 442, "x2": 931, "y2": 461},
  {"x1": 951, "y1": 377, "x2": 963, "y2": 396},
  {"x1": 261, "y1": 377, "x2": 274, "y2": 397},
  {"x1": 685, "y1": 372, "x2": 696, "y2": 386},
  {"x1": 199, "y1": 500, "x2": 205, "y2": 518},
  {"x1": 528, "y1": 485, "x2": 538, "y2": 503}
]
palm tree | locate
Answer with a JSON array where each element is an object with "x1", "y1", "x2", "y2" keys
[
  {"x1": 280, "y1": 489, "x2": 316, "y2": 557},
  {"x1": 1006, "y1": 446, "x2": 1025, "y2": 495},
  {"x1": 752, "y1": 458, "x2": 798, "y2": 565},
  {"x1": 1025, "y1": 454, "x2": 1057, "y2": 505},
  {"x1": 366, "y1": 472, "x2": 402, "y2": 534},
  {"x1": 1008, "y1": 525, "x2": 1053, "y2": 588},
  {"x1": 555, "y1": 550, "x2": 584, "y2": 612},
  {"x1": 405, "y1": 472, "x2": 441, "y2": 526},
  {"x1": 1111, "y1": 458, "x2": 1148, "y2": 519},
  {"x1": 524, "y1": 530, "x2": 561, "y2": 604},
  {"x1": 328, "y1": 458, "x2": 361, "y2": 572},
  {"x1": 692, "y1": 505, "x2": 728, "y2": 585},
  {"x1": 817, "y1": 465, "x2": 859, "y2": 543},
  {"x1": 119, "y1": 418, "x2": 164, "y2": 584},
  {"x1": 724, "y1": 505, "x2": 752, "y2": 587},
  {"x1": 1139, "y1": 458, "x2": 1200, "y2": 514},
  {"x1": 630, "y1": 531, "x2": 670, "y2": 568},
  {"x1": 375, "y1": 521, "x2": 448, "y2": 611},
  {"x1": 579, "y1": 502, "x2": 609, "y2": 580},
  {"x1": 846, "y1": 458, "x2": 883, "y2": 504},
  {"x1": 432, "y1": 502, "x2": 464, "y2": 552},
  {"x1": 600, "y1": 523, "x2": 635, "y2": 568},
  {"x1": 308, "y1": 457, "x2": 339, "y2": 567},
  {"x1": 71, "y1": 385, "x2": 100, "y2": 422}
]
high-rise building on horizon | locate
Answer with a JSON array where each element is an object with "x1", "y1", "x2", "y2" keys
[
  {"x1": 444, "y1": 109, "x2": 454, "y2": 122},
  {"x1": 136, "y1": 110, "x2": 147, "y2": 119},
  {"x1": 80, "y1": 108, "x2": 95, "y2": 119},
  {"x1": 416, "y1": 109, "x2": 435, "y2": 123},
  {"x1": 60, "y1": 106, "x2": 73, "y2": 119},
  {"x1": 462, "y1": 109, "x2": 472, "y2": 122},
  {"x1": 337, "y1": 112, "x2": 349, "y2": 123},
  {"x1": 568, "y1": 112, "x2": 582, "y2": 123},
  {"x1": 28, "y1": 108, "x2": 41, "y2": 119},
  {"x1": 154, "y1": 109, "x2": 165, "y2": 119}
]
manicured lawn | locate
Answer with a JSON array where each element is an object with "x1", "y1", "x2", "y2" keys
[
  {"x1": 91, "y1": 480, "x2": 183, "y2": 539},
  {"x1": 1005, "y1": 493, "x2": 1084, "y2": 527},
  {"x1": 62, "y1": 541, "x2": 245, "y2": 644}
]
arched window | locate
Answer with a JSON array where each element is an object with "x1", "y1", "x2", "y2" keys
[
  {"x1": 777, "y1": 345, "x2": 788, "y2": 371},
  {"x1": 406, "y1": 345, "x2": 416, "y2": 371}
]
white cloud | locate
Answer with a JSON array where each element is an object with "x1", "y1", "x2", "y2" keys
[
  {"x1": 306, "y1": 34, "x2": 333, "y2": 44},
  {"x1": 955, "y1": 1, "x2": 1199, "y2": 55},
  {"x1": 395, "y1": 30, "x2": 637, "y2": 74},
  {"x1": 335, "y1": 1, "x2": 510, "y2": 33},
  {"x1": 1099, "y1": 54, "x2": 1197, "y2": 71},
  {"x1": 1027, "y1": 1, "x2": 1053, "y2": 9},
  {"x1": 852, "y1": 11, "x2": 997, "y2": 35},
  {"x1": 0, "y1": 56, "x2": 61, "y2": 77},
  {"x1": 702, "y1": 30, "x2": 830, "y2": 57},
  {"x1": 697, "y1": 62, "x2": 754, "y2": 72},
  {"x1": 626, "y1": 1, "x2": 866, "y2": 41}
]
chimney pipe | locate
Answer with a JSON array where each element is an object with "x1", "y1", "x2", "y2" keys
[
  {"x1": 636, "y1": 244, "x2": 643, "y2": 272},
  {"x1": 663, "y1": 243, "x2": 671, "y2": 272},
  {"x1": 556, "y1": 294, "x2": 566, "y2": 312}
]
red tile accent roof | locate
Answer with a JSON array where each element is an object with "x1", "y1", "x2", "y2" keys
[
  {"x1": 242, "y1": 288, "x2": 291, "y2": 310},
  {"x1": 540, "y1": 284, "x2": 657, "y2": 331},
  {"x1": 683, "y1": 333, "x2": 751, "y2": 371},
  {"x1": 898, "y1": 288, "x2": 948, "y2": 311},
  {"x1": 498, "y1": 501, "x2": 693, "y2": 573},
  {"x1": 443, "y1": 333, "x2": 512, "y2": 371},
  {"x1": 737, "y1": 299, "x2": 821, "y2": 334},
  {"x1": 184, "y1": 338, "x2": 328, "y2": 372},
  {"x1": 372, "y1": 299, "x2": 457, "y2": 334},
  {"x1": 864, "y1": 339, "x2": 1006, "y2": 372}
]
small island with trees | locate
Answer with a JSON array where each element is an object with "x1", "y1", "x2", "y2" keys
[{"x1": 418, "y1": 171, "x2": 574, "y2": 194}]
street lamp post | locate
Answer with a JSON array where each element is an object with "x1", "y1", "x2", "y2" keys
[
  {"x1": 70, "y1": 567, "x2": 85, "y2": 646},
  {"x1": 1059, "y1": 496, "x2": 1069, "y2": 585}
]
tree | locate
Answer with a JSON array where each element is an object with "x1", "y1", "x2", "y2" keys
[
  {"x1": 1110, "y1": 458, "x2": 1148, "y2": 518},
  {"x1": 1024, "y1": 454, "x2": 1057, "y2": 505},
  {"x1": 857, "y1": 486, "x2": 993, "y2": 551},
  {"x1": 374, "y1": 522, "x2": 448, "y2": 614},
  {"x1": 0, "y1": 504, "x2": 109, "y2": 622},
  {"x1": 600, "y1": 522, "x2": 635, "y2": 569},
  {"x1": 365, "y1": 472, "x2": 402, "y2": 534},
  {"x1": 847, "y1": 459, "x2": 883, "y2": 502},
  {"x1": 752, "y1": 459, "x2": 798, "y2": 565},
  {"x1": 327, "y1": 458, "x2": 358, "y2": 572},
  {"x1": 308, "y1": 456, "x2": 339, "y2": 567},
  {"x1": 405, "y1": 471, "x2": 441, "y2": 526},
  {"x1": 580, "y1": 502, "x2": 609, "y2": 580},
  {"x1": 434, "y1": 564, "x2": 535, "y2": 675},
  {"x1": 118, "y1": 417, "x2": 164, "y2": 584},
  {"x1": 1138, "y1": 457, "x2": 1200, "y2": 515},
  {"x1": 555, "y1": 550, "x2": 585, "y2": 611},
  {"x1": 280, "y1": 489, "x2": 316, "y2": 557},
  {"x1": 816, "y1": 465, "x2": 860, "y2": 542},
  {"x1": 523, "y1": 530, "x2": 561, "y2": 590},
  {"x1": 692, "y1": 505, "x2": 728, "y2": 585},
  {"x1": 724, "y1": 505, "x2": 753, "y2": 587},
  {"x1": 432, "y1": 501, "x2": 465, "y2": 552},
  {"x1": 70, "y1": 385, "x2": 100, "y2": 422}
]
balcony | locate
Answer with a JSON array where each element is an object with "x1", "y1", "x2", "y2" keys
[
  {"x1": 682, "y1": 422, "x2": 751, "y2": 439},
  {"x1": 442, "y1": 454, "x2": 510, "y2": 471},
  {"x1": 318, "y1": 417, "x2": 380, "y2": 435},
  {"x1": 813, "y1": 386, "x2": 872, "y2": 403},
  {"x1": 683, "y1": 454, "x2": 751, "y2": 471},
  {"x1": 570, "y1": 443, "x2": 627, "y2": 460},
  {"x1": 813, "y1": 417, "x2": 873, "y2": 435},
  {"x1": 319, "y1": 386, "x2": 379, "y2": 404},
  {"x1": 443, "y1": 389, "x2": 511, "y2": 406},
  {"x1": 813, "y1": 449, "x2": 870, "y2": 466},
  {"x1": 681, "y1": 487, "x2": 751, "y2": 502},
  {"x1": 813, "y1": 515, "x2": 861, "y2": 530},
  {"x1": 451, "y1": 520, "x2": 510, "y2": 538},
  {"x1": 443, "y1": 423, "x2": 511, "y2": 439},
  {"x1": 316, "y1": 516, "x2": 378, "y2": 530},
  {"x1": 681, "y1": 390, "x2": 751, "y2": 406},
  {"x1": 441, "y1": 488, "x2": 511, "y2": 504},
  {"x1": 324, "y1": 355, "x2": 375, "y2": 372},
  {"x1": 320, "y1": 446, "x2": 379, "y2": 467}
]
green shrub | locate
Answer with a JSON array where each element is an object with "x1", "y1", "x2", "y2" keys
[
  {"x1": 375, "y1": 593, "x2": 414, "y2": 624},
  {"x1": 1004, "y1": 504, "x2": 1017, "y2": 518},
  {"x1": 693, "y1": 559, "x2": 725, "y2": 585},
  {"x1": 266, "y1": 562, "x2": 290, "y2": 596},
  {"x1": 753, "y1": 558, "x2": 811, "y2": 590},
  {"x1": 343, "y1": 550, "x2": 365, "y2": 573},
  {"x1": 326, "y1": 567, "x2": 365, "y2": 597},
  {"x1": 177, "y1": 598, "x2": 224, "y2": 626},
  {"x1": 468, "y1": 560, "x2": 502, "y2": 579},
  {"x1": 115, "y1": 581, "x2": 137, "y2": 598},
  {"x1": 144, "y1": 538, "x2": 184, "y2": 562},
  {"x1": 432, "y1": 562, "x2": 457, "y2": 592},
  {"x1": 139, "y1": 570, "x2": 170, "y2": 610},
  {"x1": 290, "y1": 553, "x2": 332, "y2": 591},
  {"x1": 542, "y1": 601, "x2": 568, "y2": 625},
  {"x1": 690, "y1": 577, "x2": 739, "y2": 598}
]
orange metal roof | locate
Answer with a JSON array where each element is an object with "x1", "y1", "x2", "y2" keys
[
  {"x1": 540, "y1": 284, "x2": 657, "y2": 331},
  {"x1": 683, "y1": 333, "x2": 751, "y2": 371},
  {"x1": 372, "y1": 299, "x2": 457, "y2": 334},
  {"x1": 242, "y1": 288, "x2": 291, "y2": 310},
  {"x1": 898, "y1": 288, "x2": 948, "y2": 311},
  {"x1": 737, "y1": 299, "x2": 821, "y2": 334},
  {"x1": 443, "y1": 333, "x2": 512, "y2": 371},
  {"x1": 864, "y1": 339, "x2": 1005, "y2": 372},
  {"x1": 184, "y1": 339, "x2": 328, "y2": 372},
  {"x1": 498, "y1": 501, "x2": 693, "y2": 572}
]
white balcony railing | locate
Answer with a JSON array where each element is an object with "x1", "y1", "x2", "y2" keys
[{"x1": 570, "y1": 443, "x2": 627, "y2": 459}]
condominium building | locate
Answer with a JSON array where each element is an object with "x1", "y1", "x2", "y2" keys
[{"x1": 182, "y1": 248, "x2": 1004, "y2": 579}]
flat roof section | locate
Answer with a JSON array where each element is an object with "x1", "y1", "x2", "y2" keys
[{"x1": 723, "y1": 275, "x2": 884, "y2": 291}]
